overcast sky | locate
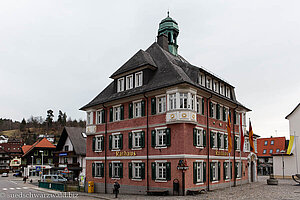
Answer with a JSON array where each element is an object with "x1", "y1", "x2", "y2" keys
[{"x1": 0, "y1": 0, "x2": 299, "y2": 139}]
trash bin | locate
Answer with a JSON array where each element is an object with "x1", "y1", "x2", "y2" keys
[{"x1": 88, "y1": 181, "x2": 94, "y2": 193}]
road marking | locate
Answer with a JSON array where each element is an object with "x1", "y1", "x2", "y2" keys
[
  {"x1": 16, "y1": 187, "x2": 21, "y2": 190},
  {"x1": 22, "y1": 187, "x2": 28, "y2": 189},
  {"x1": 2, "y1": 188, "x2": 7, "y2": 190},
  {"x1": 9, "y1": 188, "x2": 14, "y2": 190},
  {"x1": 10, "y1": 181, "x2": 17, "y2": 184}
]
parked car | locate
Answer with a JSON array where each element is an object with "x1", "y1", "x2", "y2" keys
[
  {"x1": 1, "y1": 173, "x2": 8, "y2": 177},
  {"x1": 41, "y1": 175, "x2": 67, "y2": 182},
  {"x1": 13, "y1": 172, "x2": 22, "y2": 177}
]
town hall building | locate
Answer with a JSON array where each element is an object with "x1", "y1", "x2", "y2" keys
[{"x1": 81, "y1": 14, "x2": 258, "y2": 195}]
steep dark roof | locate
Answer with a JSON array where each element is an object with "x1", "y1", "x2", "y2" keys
[
  {"x1": 81, "y1": 42, "x2": 249, "y2": 111},
  {"x1": 56, "y1": 127, "x2": 86, "y2": 156},
  {"x1": 285, "y1": 103, "x2": 300, "y2": 119},
  {"x1": 110, "y1": 49, "x2": 157, "y2": 78}
]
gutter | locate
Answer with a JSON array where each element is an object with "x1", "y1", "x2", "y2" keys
[
  {"x1": 206, "y1": 93, "x2": 212, "y2": 191},
  {"x1": 102, "y1": 103, "x2": 108, "y2": 194},
  {"x1": 143, "y1": 93, "x2": 149, "y2": 191}
]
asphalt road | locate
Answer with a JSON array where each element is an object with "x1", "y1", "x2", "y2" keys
[{"x1": 0, "y1": 174, "x2": 95, "y2": 200}]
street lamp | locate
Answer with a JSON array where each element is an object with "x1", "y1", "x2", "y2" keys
[
  {"x1": 39, "y1": 150, "x2": 44, "y2": 177},
  {"x1": 280, "y1": 150, "x2": 285, "y2": 179},
  {"x1": 31, "y1": 156, "x2": 33, "y2": 177}
]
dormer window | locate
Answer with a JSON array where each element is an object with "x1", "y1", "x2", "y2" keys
[
  {"x1": 206, "y1": 77, "x2": 212, "y2": 90},
  {"x1": 87, "y1": 112, "x2": 93, "y2": 125},
  {"x1": 220, "y1": 84, "x2": 224, "y2": 95},
  {"x1": 226, "y1": 87, "x2": 231, "y2": 98},
  {"x1": 198, "y1": 73, "x2": 205, "y2": 86},
  {"x1": 213, "y1": 81, "x2": 218, "y2": 93},
  {"x1": 135, "y1": 72, "x2": 143, "y2": 87},
  {"x1": 126, "y1": 75, "x2": 134, "y2": 90},
  {"x1": 117, "y1": 78, "x2": 125, "y2": 92}
]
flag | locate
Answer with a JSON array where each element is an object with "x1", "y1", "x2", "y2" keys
[
  {"x1": 249, "y1": 120, "x2": 255, "y2": 152},
  {"x1": 287, "y1": 136, "x2": 295, "y2": 155},
  {"x1": 240, "y1": 114, "x2": 244, "y2": 152},
  {"x1": 227, "y1": 114, "x2": 232, "y2": 154}
]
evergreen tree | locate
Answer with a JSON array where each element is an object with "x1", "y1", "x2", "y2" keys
[{"x1": 20, "y1": 118, "x2": 26, "y2": 131}]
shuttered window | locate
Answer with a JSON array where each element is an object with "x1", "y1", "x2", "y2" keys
[
  {"x1": 152, "y1": 128, "x2": 171, "y2": 148},
  {"x1": 193, "y1": 161, "x2": 206, "y2": 184},
  {"x1": 152, "y1": 162, "x2": 171, "y2": 181}
]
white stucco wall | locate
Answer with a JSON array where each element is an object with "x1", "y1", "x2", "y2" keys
[{"x1": 63, "y1": 136, "x2": 73, "y2": 151}]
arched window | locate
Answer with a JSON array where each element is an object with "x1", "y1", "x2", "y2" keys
[{"x1": 168, "y1": 32, "x2": 172, "y2": 43}]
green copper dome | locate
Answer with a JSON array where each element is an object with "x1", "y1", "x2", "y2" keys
[{"x1": 157, "y1": 12, "x2": 179, "y2": 56}]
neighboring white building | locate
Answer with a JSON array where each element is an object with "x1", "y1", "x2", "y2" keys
[
  {"x1": 273, "y1": 103, "x2": 300, "y2": 178},
  {"x1": 0, "y1": 135, "x2": 8, "y2": 144},
  {"x1": 53, "y1": 127, "x2": 86, "y2": 181}
]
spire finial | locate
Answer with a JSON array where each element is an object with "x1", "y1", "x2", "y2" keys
[{"x1": 167, "y1": 10, "x2": 169, "y2": 17}]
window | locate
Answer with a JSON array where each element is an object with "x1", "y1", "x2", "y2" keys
[
  {"x1": 157, "y1": 96, "x2": 166, "y2": 113},
  {"x1": 219, "y1": 133, "x2": 224, "y2": 149},
  {"x1": 264, "y1": 141, "x2": 268, "y2": 146},
  {"x1": 220, "y1": 84, "x2": 224, "y2": 95},
  {"x1": 179, "y1": 93, "x2": 188, "y2": 109},
  {"x1": 133, "y1": 101, "x2": 142, "y2": 118},
  {"x1": 64, "y1": 157, "x2": 68, "y2": 164},
  {"x1": 271, "y1": 140, "x2": 274, "y2": 145},
  {"x1": 117, "y1": 77, "x2": 124, "y2": 92},
  {"x1": 213, "y1": 81, "x2": 218, "y2": 93},
  {"x1": 126, "y1": 75, "x2": 133, "y2": 90},
  {"x1": 157, "y1": 162, "x2": 166, "y2": 180},
  {"x1": 224, "y1": 162, "x2": 231, "y2": 180},
  {"x1": 64, "y1": 145, "x2": 69, "y2": 152},
  {"x1": 133, "y1": 131, "x2": 142, "y2": 148},
  {"x1": 235, "y1": 162, "x2": 242, "y2": 178},
  {"x1": 111, "y1": 162, "x2": 123, "y2": 178},
  {"x1": 193, "y1": 161, "x2": 205, "y2": 183},
  {"x1": 194, "y1": 128, "x2": 206, "y2": 147},
  {"x1": 190, "y1": 94, "x2": 195, "y2": 110},
  {"x1": 112, "y1": 134, "x2": 122, "y2": 150},
  {"x1": 209, "y1": 102, "x2": 216, "y2": 118},
  {"x1": 34, "y1": 151, "x2": 38, "y2": 156},
  {"x1": 94, "y1": 163, "x2": 104, "y2": 177},
  {"x1": 36, "y1": 158, "x2": 41, "y2": 165},
  {"x1": 169, "y1": 93, "x2": 176, "y2": 110},
  {"x1": 96, "y1": 110, "x2": 104, "y2": 124},
  {"x1": 133, "y1": 162, "x2": 142, "y2": 179},
  {"x1": 210, "y1": 162, "x2": 219, "y2": 181},
  {"x1": 276, "y1": 148, "x2": 280, "y2": 153},
  {"x1": 269, "y1": 149, "x2": 273, "y2": 154},
  {"x1": 244, "y1": 138, "x2": 250, "y2": 152},
  {"x1": 152, "y1": 128, "x2": 171, "y2": 148},
  {"x1": 207, "y1": 77, "x2": 212, "y2": 89},
  {"x1": 135, "y1": 72, "x2": 143, "y2": 87},
  {"x1": 263, "y1": 149, "x2": 267, "y2": 154},
  {"x1": 113, "y1": 106, "x2": 121, "y2": 121},
  {"x1": 224, "y1": 134, "x2": 228, "y2": 150},
  {"x1": 95, "y1": 136, "x2": 104, "y2": 151},
  {"x1": 198, "y1": 73, "x2": 205, "y2": 86},
  {"x1": 196, "y1": 97, "x2": 201, "y2": 114},
  {"x1": 211, "y1": 131, "x2": 217, "y2": 148},
  {"x1": 226, "y1": 87, "x2": 231, "y2": 98},
  {"x1": 87, "y1": 112, "x2": 93, "y2": 125},
  {"x1": 235, "y1": 136, "x2": 240, "y2": 151}
]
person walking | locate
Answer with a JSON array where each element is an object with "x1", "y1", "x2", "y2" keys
[{"x1": 113, "y1": 181, "x2": 120, "y2": 198}]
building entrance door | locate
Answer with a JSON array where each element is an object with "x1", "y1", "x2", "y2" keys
[{"x1": 251, "y1": 161, "x2": 254, "y2": 182}]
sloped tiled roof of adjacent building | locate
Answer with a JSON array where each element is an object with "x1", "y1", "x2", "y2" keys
[
  {"x1": 22, "y1": 138, "x2": 56, "y2": 157},
  {"x1": 80, "y1": 42, "x2": 250, "y2": 111}
]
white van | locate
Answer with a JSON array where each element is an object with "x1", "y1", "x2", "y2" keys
[{"x1": 41, "y1": 175, "x2": 67, "y2": 182}]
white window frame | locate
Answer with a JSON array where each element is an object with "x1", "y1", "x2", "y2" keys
[
  {"x1": 156, "y1": 95, "x2": 166, "y2": 114},
  {"x1": 212, "y1": 131, "x2": 218, "y2": 148},
  {"x1": 213, "y1": 80, "x2": 218, "y2": 93},
  {"x1": 211, "y1": 161, "x2": 219, "y2": 181},
  {"x1": 112, "y1": 133, "x2": 121, "y2": 150},
  {"x1": 179, "y1": 92, "x2": 188, "y2": 109},
  {"x1": 135, "y1": 71, "x2": 143, "y2": 87},
  {"x1": 126, "y1": 74, "x2": 134, "y2": 90},
  {"x1": 195, "y1": 127, "x2": 204, "y2": 147},
  {"x1": 133, "y1": 100, "x2": 142, "y2": 118},
  {"x1": 219, "y1": 132, "x2": 224, "y2": 150},
  {"x1": 156, "y1": 161, "x2": 167, "y2": 180},
  {"x1": 132, "y1": 130, "x2": 142, "y2": 149},
  {"x1": 236, "y1": 162, "x2": 241, "y2": 178},
  {"x1": 95, "y1": 135, "x2": 103, "y2": 151},
  {"x1": 206, "y1": 77, "x2": 212, "y2": 90},
  {"x1": 226, "y1": 87, "x2": 231, "y2": 98},
  {"x1": 244, "y1": 138, "x2": 250, "y2": 152},
  {"x1": 132, "y1": 161, "x2": 142, "y2": 179},
  {"x1": 96, "y1": 109, "x2": 103, "y2": 124},
  {"x1": 220, "y1": 83, "x2": 224, "y2": 95},
  {"x1": 112, "y1": 162, "x2": 121, "y2": 178},
  {"x1": 113, "y1": 105, "x2": 121, "y2": 122},
  {"x1": 195, "y1": 161, "x2": 204, "y2": 183},
  {"x1": 236, "y1": 135, "x2": 240, "y2": 151},
  {"x1": 117, "y1": 77, "x2": 125, "y2": 92},
  {"x1": 95, "y1": 162, "x2": 103, "y2": 177},
  {"x1": 169, "y1": 93, "x2": 177, "y2": 110},
  {"x1": 224, "y1": 133, "x2": 228, "y2": 150},
  {"x1": 196, "y1": 96, "x2": 201, "y2": 114},
  {"x1": 156, "y1": 127, "x2": 167, "y2": 147},
  {"x1": 224, "y1": 161, "x2": 230, "y2": 180},
  {"x1": 87, "y1": 111, "x2": 93, "y2": 125},
  {"x1": 211, "y1": 102, "x2": 216, "y2": 118},
  {"x1": 199, "y1": 73, "x2": 205, "y2": 86}
]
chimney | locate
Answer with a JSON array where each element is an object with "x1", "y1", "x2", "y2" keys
[{"x1": 157, "y1": 34, "x2": 169, "y2": 52}]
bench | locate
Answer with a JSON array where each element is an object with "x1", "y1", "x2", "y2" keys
[
  {"x1": 187, "y1": 189, "x2": 205, "y2": 195},
  {"x1": 146, "y1": 190, "x2": 169, "y2": 196},
  {"x1": 292, "y1": 174, "x2": 300, "y2": 185}
]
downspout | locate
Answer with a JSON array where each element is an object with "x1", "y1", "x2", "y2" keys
[
  {"x1": 233, "y1": 105, "x2": 238, "y2": 187},
  {"x1": 143, "y1": 93, "x2": 149, "y2": 191},
  {"x1": 206, "y1": 94, "x2": 212, "y2": 191},
  {"x1": 103, "y1": 103, "x2": 108, "y2": 194}
]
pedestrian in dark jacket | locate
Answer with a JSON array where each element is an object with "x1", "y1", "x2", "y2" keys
[{"x1": 113, "y1": 181, "x2": 120, "y2": 198}]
